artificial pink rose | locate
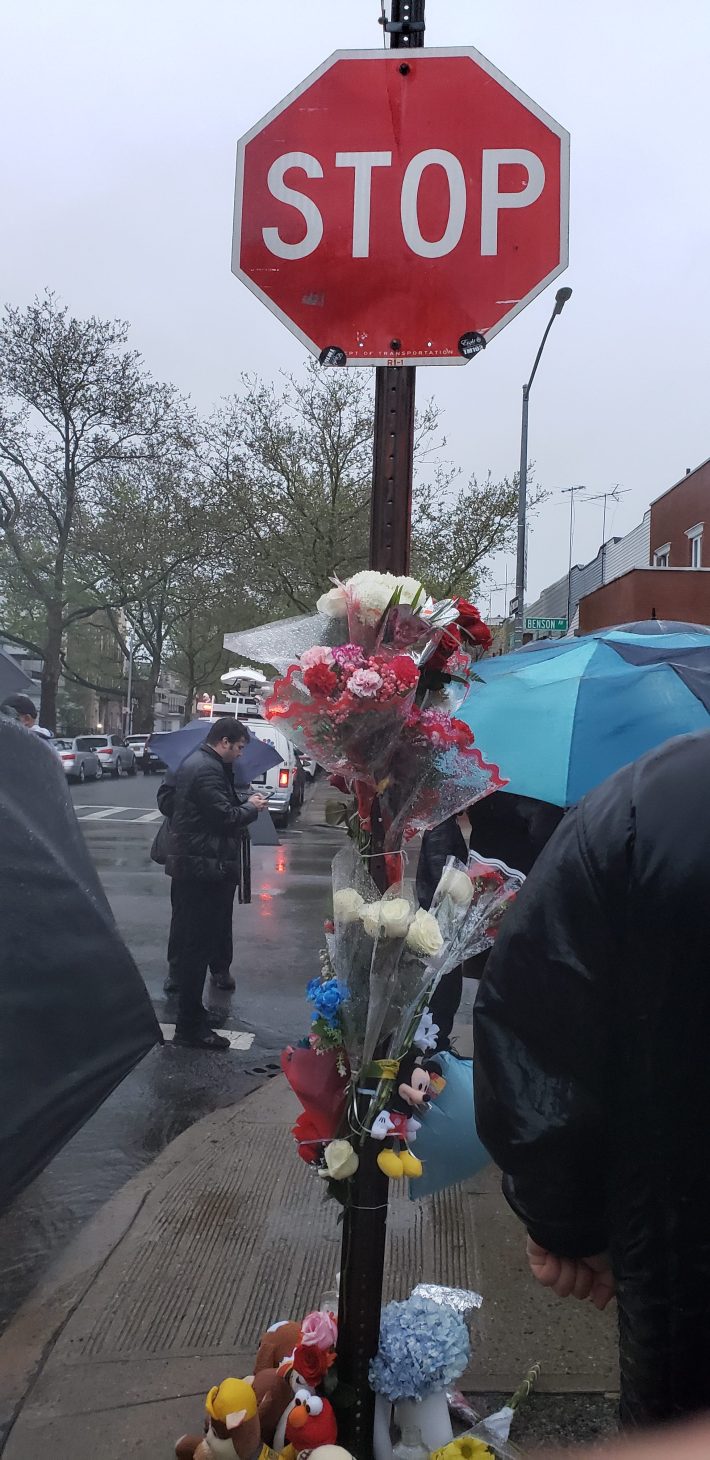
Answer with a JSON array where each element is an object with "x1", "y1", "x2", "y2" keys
[
  {"x1": 301, "y1": 1309, "x2": 338, "y2": 1350},
  {"x1": 347, "y1": 668, "x2": 382, "y2": 699},
  {"x1": 300, "y1": 645, "x2": 335, "y2": 670}
]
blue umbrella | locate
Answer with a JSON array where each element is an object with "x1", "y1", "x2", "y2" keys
[
  {"x1": 460, "y1": 627, "x2": 710, "y2": 806},
  {"x1": 148, "y1": 720, "x2": 283, "y2": 781}
]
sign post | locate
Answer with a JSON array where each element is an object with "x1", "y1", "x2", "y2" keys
[{"x1": 232, "y1": 18, "x2": 569, "y2": 1454}]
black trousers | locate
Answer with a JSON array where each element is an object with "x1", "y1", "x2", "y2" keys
[
  {"x1": 168, "y1": 877, "x2": 234, "y2": 981},
  {"x1": 169, "y1": 879, "x2": 237, "y2": 1035}
]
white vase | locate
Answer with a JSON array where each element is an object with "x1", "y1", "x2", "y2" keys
[
  {"x1": 395, "y1": 1390, "x2": 454, "y2": 1456},
  {"x1": 373, "y1": 1392, "x2": 395, "y2": 1460},
  {"x1": 392, "y1": 1399, "x2": 430, "y2": 1460}
]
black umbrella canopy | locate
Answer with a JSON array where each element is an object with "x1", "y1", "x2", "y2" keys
[{"x1": 0, "y1": 645, "x2": 33, "y2": 702}]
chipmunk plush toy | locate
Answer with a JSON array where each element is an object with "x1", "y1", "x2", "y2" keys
[
  {"x1": 254, "y1": 1322, "x2": 302, "y2": 1374},
  {"x1": 176, "y1": 1378, "x2": 269, "y2": 1460},
  {"x1": 371, "y1": 1051, "x2": 445, "y2": 1180}
]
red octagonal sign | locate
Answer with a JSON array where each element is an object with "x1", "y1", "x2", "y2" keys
[{"x1": 232, "y1": 49, "x2": 569, "y2": 366}]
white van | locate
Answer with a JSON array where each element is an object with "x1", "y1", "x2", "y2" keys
[{"x1": 242, "y1": 717, "x2": 300, "y2": 829}]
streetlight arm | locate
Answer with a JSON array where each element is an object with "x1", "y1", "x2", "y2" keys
[
  {"x1": 513, "y1": 285, "x2": 572, "y2": 646},
  {"x1": 526, "y1": 307, "x2": 558, "y2": 394}
]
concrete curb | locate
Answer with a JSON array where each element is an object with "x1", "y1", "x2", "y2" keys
[{"x1": 0, "y1": 1081, "x2": 277, "y2": 1450}]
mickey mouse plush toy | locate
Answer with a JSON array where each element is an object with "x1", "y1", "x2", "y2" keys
[{"x1": 370, "y1": 1051, "x2": 446, "y2": 1180}]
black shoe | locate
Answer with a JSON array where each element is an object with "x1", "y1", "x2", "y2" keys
[
  {"x1": 163, "y1": 976, "x2": 179, "y2": 995},
  {"x1": 210, "y1": 971, "x2": 236, "y2": 991},
  {"x1": 173, "y1": 1028, "x2": 230, "y2": 1051}
]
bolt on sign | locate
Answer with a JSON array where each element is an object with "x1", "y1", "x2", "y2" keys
[{"x1": 232, "y1": 48, "x2": 569, "y2": 365}]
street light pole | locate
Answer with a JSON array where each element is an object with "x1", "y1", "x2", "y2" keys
[
  {"x1": 125, "y1": 641, "x2": 134, "y2": 736},
  {"x1": 513, "y1": 286, "x2": 572, "y2": 646}
]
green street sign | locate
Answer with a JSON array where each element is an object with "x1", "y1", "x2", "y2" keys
[{"x1": 525, "y1": 616, "x2": 568, "y2": 632}]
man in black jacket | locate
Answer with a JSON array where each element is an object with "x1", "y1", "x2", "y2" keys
[
  {"x1": 166, "y1": 718, "x2": 266, "y2": 1050},
  {"x1": 473, "y1": 731, "x2": 710, "y2": 1426}
]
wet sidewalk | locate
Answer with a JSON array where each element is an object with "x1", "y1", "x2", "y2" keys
[{"x1": 0, "y1": 1071, "x2": 618, "y2": 1458}]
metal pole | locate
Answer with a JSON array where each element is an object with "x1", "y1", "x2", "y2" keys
[
  {"x1": 338, "y1": 8, "x2": 425, "y2": 1457},
  {"x1": 512, "y1": 289, "x2": 572, "y2": 648},
  {"x1": 369, "y1": 0, "x2": 424, "y2": 576},
  {"x1": 513, "y1": 384, "x2": 529, "y2": 644},
  {"x1": 125, "y1": 641, "x2": 134, "y2": 736}
]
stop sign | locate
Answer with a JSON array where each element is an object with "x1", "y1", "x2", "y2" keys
[{"x1": 232, "y1": 48, "x2": 569, "y2": 366}]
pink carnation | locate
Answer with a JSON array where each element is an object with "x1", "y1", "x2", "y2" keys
[
  {"x1": 301, "y1": 645, "x2": 335, "y2": 670},
  {"x1": 347, "y1": 668, "x2": 383, "y2": 699}
]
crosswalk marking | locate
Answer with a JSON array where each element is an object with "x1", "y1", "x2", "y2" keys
[
  {"x1": 74, "y1": 805, "x2": 162, "y2": 823},
  {"x1": 159, "y1": 1023, "x2": 254, "y2": 1051},
  {"x1": 76, "y1": 806, "x2": 132, "y2": 820}
]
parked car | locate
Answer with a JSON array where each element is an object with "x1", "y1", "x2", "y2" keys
[
  {"x1": 74, "y1": 734, "x2": 137, "y2": 778},
  {"x1": 242, "y1": 719, "x2": 300, "y2": 829},
  {"x1": 125, "y1": 734, "x2": 167, "y2": 776},
  {"x1": 51, "y1": 737, "x2": 103, "y2": 783}
]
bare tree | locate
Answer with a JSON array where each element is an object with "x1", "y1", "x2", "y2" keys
[
  {"x1": 0, "y1": 292, "x2": 175, "y2": 727},
  {"x1": 412, "y1": 466, "x2": 547, "y2": 600}
]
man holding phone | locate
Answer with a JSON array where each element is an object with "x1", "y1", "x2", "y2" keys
[{"x1": 164, "y1": 717, "x2": 267, "y2": 1050}]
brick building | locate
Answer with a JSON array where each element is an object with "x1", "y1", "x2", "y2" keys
[{"x1": 579, "y1": 459, "x2": 710, "y2": 632}]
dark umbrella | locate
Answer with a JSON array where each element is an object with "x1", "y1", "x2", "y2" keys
[
  {"x1": 149, "y1": 719, "x2": 283, "y2": 780},
  {"x1": 0, "y1": 645, "x2": 34, "y2": 702},
  {"x1": 149, "y1": 720, "x2": 283, "y2": 846}
]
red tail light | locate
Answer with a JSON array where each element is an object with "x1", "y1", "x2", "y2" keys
[
  {"x1": 61, "y1": 753, "x2": 75, "y2": 762},
  {"x1": 98, "y1": 747, "x2": 112, "y2": 755},
  {"x1": 279, "y1": 768, "x2": 290, "y2": 788}
]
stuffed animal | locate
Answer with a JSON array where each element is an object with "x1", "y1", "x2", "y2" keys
[
  {"x1": 254, "y1": 1322, "x2": 302, "y2": 1374},
  {"x1": 250, "y1": 1369, "x2": 293, "y2": 1447},
  {"x1": 175, "y1": 1378, "x2": 265, "y2": 1460},
  {"x1": 371, "y1": 1052, "x2": 446, "y2": 1179},
  {"x1": 281, "y1": 1392, "x2": 338, "y2": 1459}
]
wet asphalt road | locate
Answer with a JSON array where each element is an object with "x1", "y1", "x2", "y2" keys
[{"x1": 0, "y1": 772, "x2": 343, "y2": 1335}]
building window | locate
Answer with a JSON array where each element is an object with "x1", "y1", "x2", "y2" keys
[
  {"x1": 653, "y1": 543, "x2": 670, "y2": 567},
  {"x1": 686, "y1": 522, "x2": 704, "y2": 569}
]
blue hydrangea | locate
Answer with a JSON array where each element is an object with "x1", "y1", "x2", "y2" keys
[{"x1": 369, "y1": 1295, "x2": 470, "y2": 1401}]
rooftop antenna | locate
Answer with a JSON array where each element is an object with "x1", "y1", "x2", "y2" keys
[{"x1": 581, "y1": 485, "x2": 631, "y2": 582}]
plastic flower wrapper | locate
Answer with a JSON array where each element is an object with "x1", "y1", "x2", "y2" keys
[
  {"x1": 265, "y1": 645, "x2": 421, "y2": 808},
  {"x1": 330, "y1": 842, "x2": 419, "y2": 1075},
  {"x1": 369, "y1": 1293, "x2": 470, "y2": 1401},
  {"x1": 359, "y1": 878, "x2": 419, "y2": 1072},
  {"x1": 330, "y1": 843, "x2": 384, "y2": 1073},
  {"x1": 224, "y1": 610, "x2": 347, "y2": 675},
  {"x1": 380, "y1": 707, "x2": 507, "y2": 851}
]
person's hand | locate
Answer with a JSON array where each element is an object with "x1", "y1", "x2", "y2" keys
[
  {"x1": 248, "y1": 793, "x2": 268, "y2": 811},
  {"x1": 526, "y1": 1237, "x2": 616, "y2": 1310}
]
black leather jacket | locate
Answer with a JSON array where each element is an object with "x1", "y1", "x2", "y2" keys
[
  {"x1": 164, "y1": 746, "x2": 257, "y2": 882},
  {"x1": 474, "y1": 732, "x2": 710, "y2": 1425}
]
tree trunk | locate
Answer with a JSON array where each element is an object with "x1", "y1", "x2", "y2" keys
[
  {"x1": 40, "y1": 609, "x2": 63, "y2": 732},
  {"x1": 133, "y1": 651, "x2": 162, "y2": 734}
]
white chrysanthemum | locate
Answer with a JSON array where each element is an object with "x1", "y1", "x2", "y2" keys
[{"x1": 345, "y1": 570, "x2": 400, "y2": 617}]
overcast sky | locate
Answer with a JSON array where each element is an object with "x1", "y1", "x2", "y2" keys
[{"x1": 2, "y1": 1, "x2": 709, "y2": 609}]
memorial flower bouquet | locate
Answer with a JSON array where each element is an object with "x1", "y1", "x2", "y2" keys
[{"x1": 227, "y1": 571, "x2": 513, "y2": 1189}]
